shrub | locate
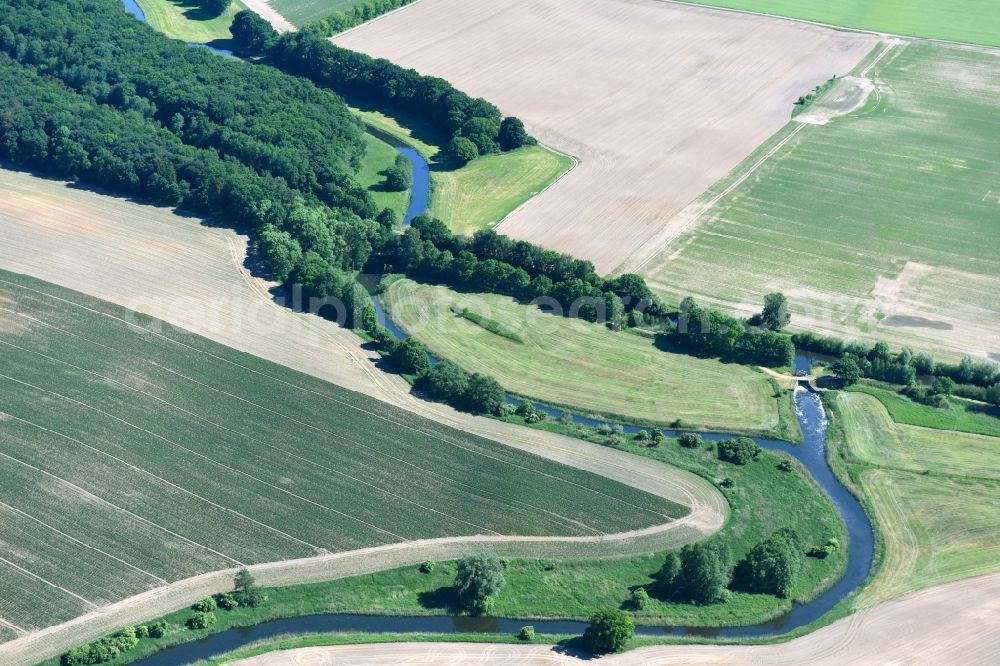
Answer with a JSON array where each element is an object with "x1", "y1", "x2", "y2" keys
[
  {"x1": 630, "y1": 587, "x2": 650, "y2": 610},
  {"x1": 389, "y1": 337, "x2": 431, "y2": 376},
  {"x1": 808, "y1": 537, "x2": 841, "y2": 559},
  {"x1": 383, "y1": 153, "x2": 412, "y2": 192},
  {"x1": 217, "y1": 593, "x2": 239, "y2": 611},
  {"x1": 582, "y1": 608, "x2": 635, "y2": 654},
  {"x1": 733, "y1": 530, "x2": 802, "y2": 598},
  {"x1": 460, "y1": 373, "x2": 506, "y2": 414},
  {"x1": 717, "y1": 437, "x2": 762, "y2": 465},
  {"x1": 192, "y1": 597, "x2": 217, "y2": 613},
  {"x1": 830, "y1": 356, "x2": 862, "y2": 386},
  {"x1": 451, "y1": 136, "x2": 479, "y2": 164},
  {"x1": 419, "y1": 560, "x2": 436, "y2": 574},
  {"x1": 678, "y1": 432, "x2": 703, "y2": 449},
  {"x1": 498, "y1": 117, "x2": 533, "y2": 151},
  {"x1": 234, "y1": 568, "x2": 266, "y2": 608},
  {"x1": 518, "y1": 625, "x2": 536, "y2": 641},
  {"x1": 720, "y1": 477, "x2": 735, "y2": 488},
  {"x1": 186, "y1": 612, "x2": 216, "y2": 630},
  {"x1": 777, "y1": 460, "x2": 794, "y2": 472},
  {"x1": 417, "y1": 359, "x2": 470, "y2": 402},
  {"x1": 148, "y1": 621, "x2": 167, "y2": 638},
  {"x1": 655, "y1": 542, "x2": 731, "y2": 604}
]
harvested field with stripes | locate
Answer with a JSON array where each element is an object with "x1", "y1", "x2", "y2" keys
[
  {"x1": 636, "y1": 41, "x2": 1000, "y2": 360},
  {"x1": 0, "y1": 270, "x2": 693, "y2": 635},
  {"x1": 333, "y1": 0, "x2": 877, "y2": 273}
]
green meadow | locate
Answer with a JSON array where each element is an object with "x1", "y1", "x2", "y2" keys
[{"x1": 678, "y1": 0, "x2": 1000, "y2": 47}]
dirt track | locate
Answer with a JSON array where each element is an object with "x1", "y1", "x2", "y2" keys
[
  {"x1": 333, "y1": 0, "x2": 877, "y2": 273},
  {"x1": 0, "y1": 168, "x2": 726, "y2": 665},
  {"x1": 235, "y1": 572, "x2": 1000, "y2": 664}
]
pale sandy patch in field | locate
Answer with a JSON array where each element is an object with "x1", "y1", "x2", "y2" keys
[{"x1": 333, "y1": 0, "x2": 877, "y2": 272}]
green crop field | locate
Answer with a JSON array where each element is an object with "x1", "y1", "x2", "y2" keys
[
  {"x1": 432, "y1": 146, "x2": 573, "y2": 235},
  {"x1": 385, "y1": 279, "x2": 782, "y2": 434},
  {"x1": 0, "y1": 270, "x2": 688, "y2": 634},
  {"x1": 135, "y1": 0, "x2": 246, "y2": 43},
  {"x1": 357, "y1": 133, "x2": 411, "y2": 220},
  {"x1": 676, "y1": 1, "x2": 1000, "y2": 47},
  {"x1": 270, "y1": 0, "x2": 357, "y2": 27},
  {"x1": 641, "y1": 41, "x2": 1000, "y2": 361},
  {"x1": 833, "y1": 392, "x2": 1000, "y2": 606}
]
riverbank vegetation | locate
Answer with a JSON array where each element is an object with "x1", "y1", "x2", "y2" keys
[
  {"x1": 828, "y1": 391, "x2": 1000, "y2": 606},
  {"x1": 135, "y1": 0, "x2": 246, "y2": 43},
  {"x1": 385, "y1": 278, "x2": 783, "y2": 433},
  {"x1": 43, "y1": 413, "x2": 845, "y2": 664}
]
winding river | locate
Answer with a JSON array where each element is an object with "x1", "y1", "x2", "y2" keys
[{"x1": 120, "y1": 3, "x2": 873, "y2": 660}]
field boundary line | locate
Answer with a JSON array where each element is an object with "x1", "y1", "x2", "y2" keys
[
  {"x1": 0, "y1": 374, "x2": 392, "y2": 551},
  {"x1": 327, "y1": 0, "x2": 428, "y2": 39},
  {"x1": 0, "y1": 500, "x2": 166, "y2": 585},
  {"x1": 626, "y1": 122, "x2": 806, "y2": 274},
  {"x1": 495, "y1": 146, "x2": 580, "y2": 229},
  {"x1": 0, "y1": 447, "x2": 243, "y2": 567},
  {"x1": 0, "y1": 278, "x2": 684, "y2": 524},
  {"x1": 0, "y1": 557, "x2": 97, "y2": 609}
]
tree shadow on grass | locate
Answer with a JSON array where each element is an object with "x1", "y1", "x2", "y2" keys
[
  {"x1": 416, "y1": 586, "x2": 461, "y2": 613},
  {"x1": 178, "y1": 0, "x2": 226, "y2": 22}
]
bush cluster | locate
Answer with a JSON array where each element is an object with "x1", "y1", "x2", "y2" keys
[
  {"x1": 60, "y1": 624, "x2": 164, "y2": 665},
  {"x1": 717, "y1": 437, "x2": 763, "y2": 465},
  {"x1": 794, "y1": 332, "x2": 999, "y2": 396},
  {"x1": 663, "y1": 296, "x2": 794, "y2": 367}
]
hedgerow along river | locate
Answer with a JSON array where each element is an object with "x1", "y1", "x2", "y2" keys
[{"x1": 117, "y1": 4, "x2": 873, "y2": 658}]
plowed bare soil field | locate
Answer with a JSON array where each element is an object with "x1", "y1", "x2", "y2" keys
[{"x1": 333, "y1": 0, "x2": 877, "y2": 272}]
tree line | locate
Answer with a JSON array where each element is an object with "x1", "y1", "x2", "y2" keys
[
  {"x1": 61, "y1": 569, "x2": 264, "y2": 665},
  {"x1": 799, "y1": 331, "x2": 1000, "y2": 407},
  {"x1": 230, "y1": 11, "x2": 535, "y2": 162}
]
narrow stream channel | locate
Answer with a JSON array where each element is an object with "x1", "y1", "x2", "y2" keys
[{"x1": 120, "y1": 4, "x2": 874, "y2": 659}]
